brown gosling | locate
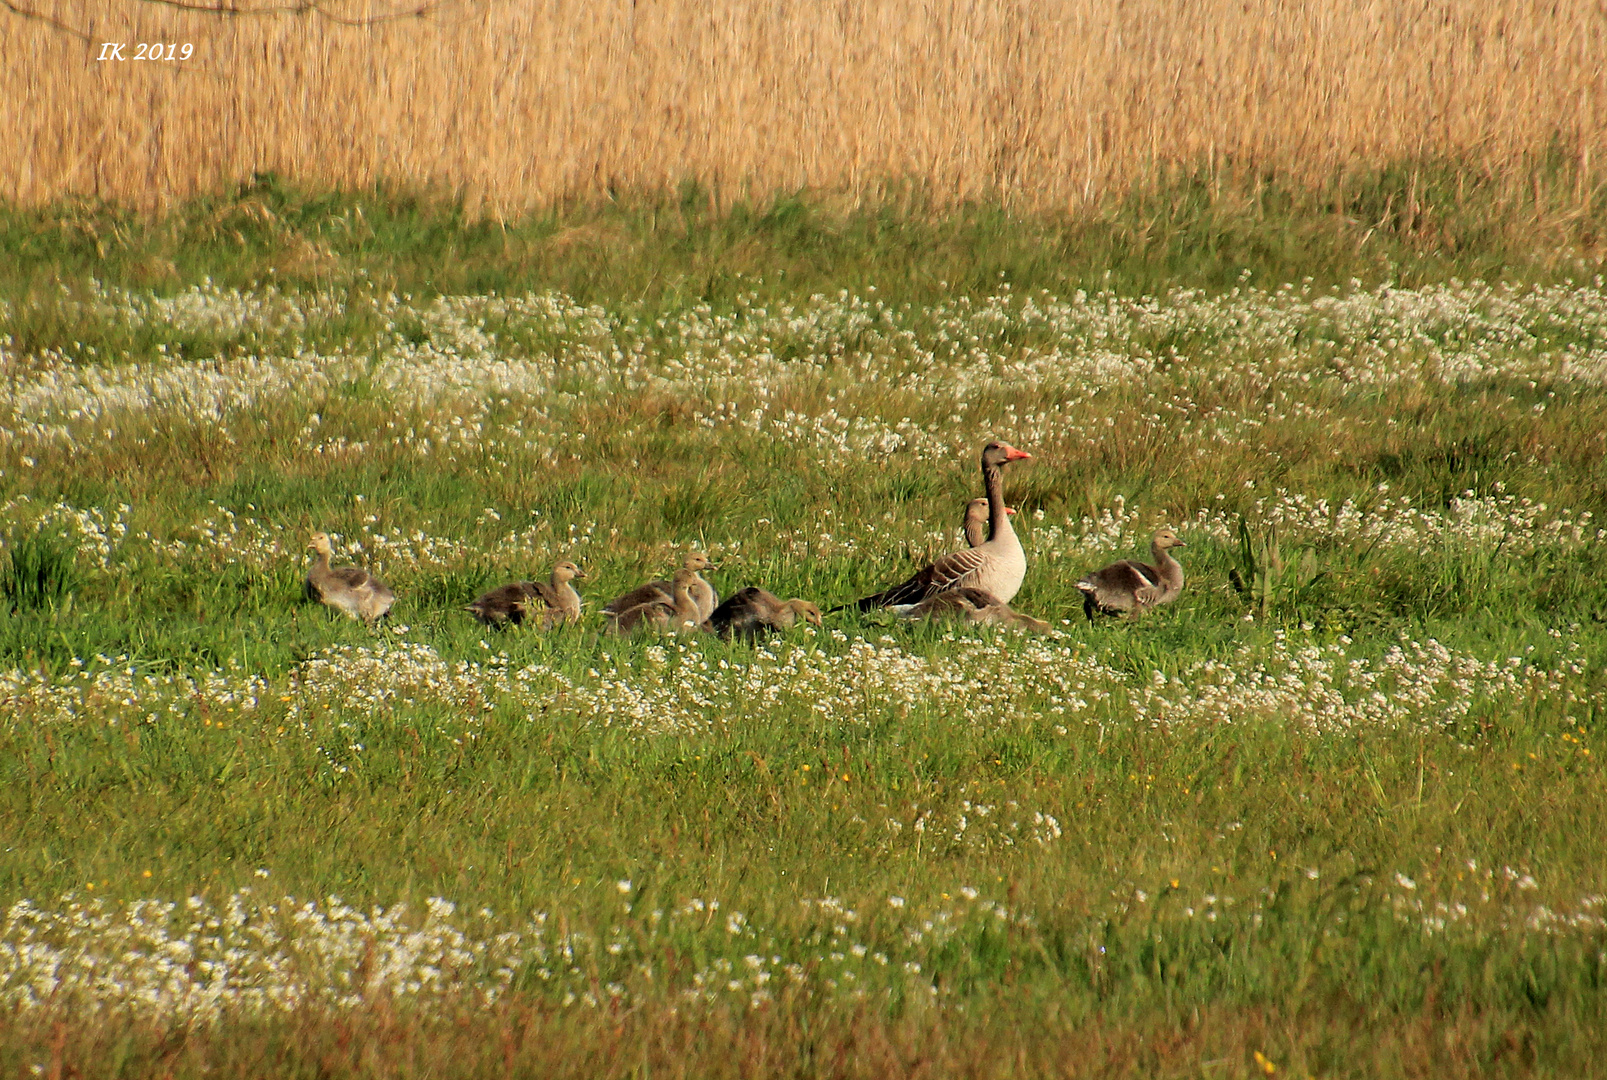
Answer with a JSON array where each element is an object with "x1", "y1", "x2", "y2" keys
[
  {"x1": 608, "y1": 567, "x2": 703, "y2": 635},
  {"x1": 905, "y1": 586, "x2": 1051, "y2": 634},
  {"x1": 305, "y1": 531, "x2": 395, "y2": 624},
  {"x1": 465, "y1": 561, "x2": 584, "y2": 628},
  {"x1": 530, "y1": 560, "x2": 585, "y2": 628},
  {"x1": 604, "y1": 552, "x2": 719, "y2": 623},
  {"x1": 962, "y1": 497, "x2": 1016, "y2": 548},
  {"x1": 703, "y1": 587, "x2": 823, "y2": 640},
  {"x1": 1076, "y1": 528, "x2": 1186, "y2": 620}
]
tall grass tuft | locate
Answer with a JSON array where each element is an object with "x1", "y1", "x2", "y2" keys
[{"x1": 2, "y1": 530, "x2": 79, "y2": 615}]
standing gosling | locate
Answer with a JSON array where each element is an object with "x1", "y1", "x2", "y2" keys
[
  {"x1": 305, "y1": 531, "x2": 395, "y2": 623},
  {"x1": 1076, "y1": 528, "x2": 1186, "y2": 619}
]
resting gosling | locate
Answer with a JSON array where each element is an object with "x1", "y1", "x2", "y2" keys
[
  {"x1": 604, "y1": 552, "x2": 719, "y2": 623},
  {"x1": 904, "y1": 587, "x2": 1051, "y2": 634},
  {"x1": 466, "y1": 561, "x2": 584, "y2": 628},
  {"x1": 609, "y1": 568, "x2": 703, "y2": 634}
]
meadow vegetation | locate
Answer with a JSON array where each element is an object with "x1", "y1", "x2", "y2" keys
[
  {"x1": 8, "y1": 1, "x2": 1607, "y2": 1069},
  {"x1": 0, "y1": 177, "x2": 1604, "y2": 1075}
]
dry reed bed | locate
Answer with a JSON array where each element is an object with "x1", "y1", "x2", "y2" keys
[{"x1": 3, "y1": 0, "x2": 1606, "y2": 211}]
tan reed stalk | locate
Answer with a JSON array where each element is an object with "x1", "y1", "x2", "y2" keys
[{"x1": 2, "y1": 0, "x2": 1603, "y2": 214}]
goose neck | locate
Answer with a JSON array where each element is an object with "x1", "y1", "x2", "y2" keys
[
  {"x1": 1151, "y1": 542, "x2": 1182, "y2": 580},
  {"x1": 982, "y1": 461, "x2": 1009, "y2": 539},
  {"x1": 674, "y1": 581, "x2": 698, "y2": 616}
]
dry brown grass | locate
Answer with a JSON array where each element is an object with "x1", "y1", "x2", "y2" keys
[
  {"x1": 3, "y1": 1, "x2": 1606, "y2": 215},
  {"x1": 5, "y1": 994, "x2": 1598, "y2": 1079}
]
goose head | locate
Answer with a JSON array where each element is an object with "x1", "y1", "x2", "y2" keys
[
  {"x1": 786, "y1": 599, "x2": 824, "y2": 627},
  {"x1": 682, "y1": 552, "x2": 717, "y2": 574},
  {"x1": 964, "y1": 498, "x2": 1018, "y2": 519},
  {"x1": 1151, "y1": 528, "x2": 1185, "y2": 551},
  {"x1": 981, "y1": 441, "x2": 1033, "y2": 468},
  {"x1": 307, "y1": 531, "x2": 335, "y2": 556},
  {"x1": 552, "y1": 560, "x2": 584, "y2": 583}
]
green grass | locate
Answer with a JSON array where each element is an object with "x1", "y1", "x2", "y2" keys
[
  {"x1": 2, "y1": 159, "x2": 1603, "y2": 335},
  {"x1": 0, "y1": 173, "x2": 1606, "y2": 1076},
  {"x1": 1, "y1": 529, "x2": 79, "y2": 615}
]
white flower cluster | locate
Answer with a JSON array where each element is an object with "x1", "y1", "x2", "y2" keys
[
  {"x1": 2, "y1": 868, "x2": 1599, "y2": 1022},
  {"x1": 5, "y1": 278, "x2": 1607, "y2": 474},
  {"x1": 0, "y1": 629, "x2": 1587, "y2": 751},
  {"x1": 0, "y1": 496, "x2": 130, "y2": 568},
  {"x1": 1133, "y1": 631, "x2": 1585, "y2": 733}
]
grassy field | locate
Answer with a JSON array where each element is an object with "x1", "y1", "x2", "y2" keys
[{"x1": 0, "y1": 188, "x2": 1605, "y2": 1076}]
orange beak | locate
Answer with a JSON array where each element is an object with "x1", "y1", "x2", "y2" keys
[{"x1": 1002, "y1": 444, "x2": 1033, "y2": 462}]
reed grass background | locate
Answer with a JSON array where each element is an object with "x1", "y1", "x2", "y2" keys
[{"x1": 5, "y1": 0, "x2": 1607, "y2": 215}]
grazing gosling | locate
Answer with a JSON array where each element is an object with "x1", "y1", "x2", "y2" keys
[{"x1": 704, "y1": 587, "x2": 823, "y2": 640}]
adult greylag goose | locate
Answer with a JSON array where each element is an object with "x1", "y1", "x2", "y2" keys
[
  {"x1": 962, "y1": 497, "x2": 1017, "y2": 548},
  {"x1": 1077, "y1": 528, "x2": 1186, "y2": 619},
  {"x1": 604, "y1": 552, "x2": 719, "y2": 623},
  {"x1": 608, "y1": 568, "x2": 703, "y2": 634},
  {"x1": 704, "y1": 587, "x2": 823, "y2": 640},
  {"x1": 305, "y1": 531, "x2": 395, "y2": 623},
  {"x1": 853, "y1": 441, "x2": 1032, "y2": 611},
  {"x1": 905, "y1": 587, "x2": 1052, "y2": 635},
  {"x1": 465, "y1": 561, "x2": 584, "y2": 628}
]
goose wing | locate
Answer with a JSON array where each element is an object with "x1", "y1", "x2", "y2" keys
[
  {"x1": 1077, "y1": 559, "x2": 1162, "y2": 611},
  {"x1": 611, "y1": 597, "x2": 674, "y2": 633},
  {"x1": 857, "y1": 546, "x2": 990, "y2": 610},
  {"x1": 528, "y1": 581, "x2": 565, "y2": 608},
  {"x1": 466, "y1": 582, "x2": 534, "y2": 622},
  {"x1": 480, "y1": 582, "x2": 534, "y2": 606},
  {"x1": 604, "y1": 580, "x2": 672, "y2": 614},
  {"x1": 904, "y1": 586, "x2": 1003, "y2": 617},
  {"x1": 707, "y1": 587, "x2": 783, "y2": 637},
  {"x1": 329, "y1": 566, "x2": 377, "y2": 591}
]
